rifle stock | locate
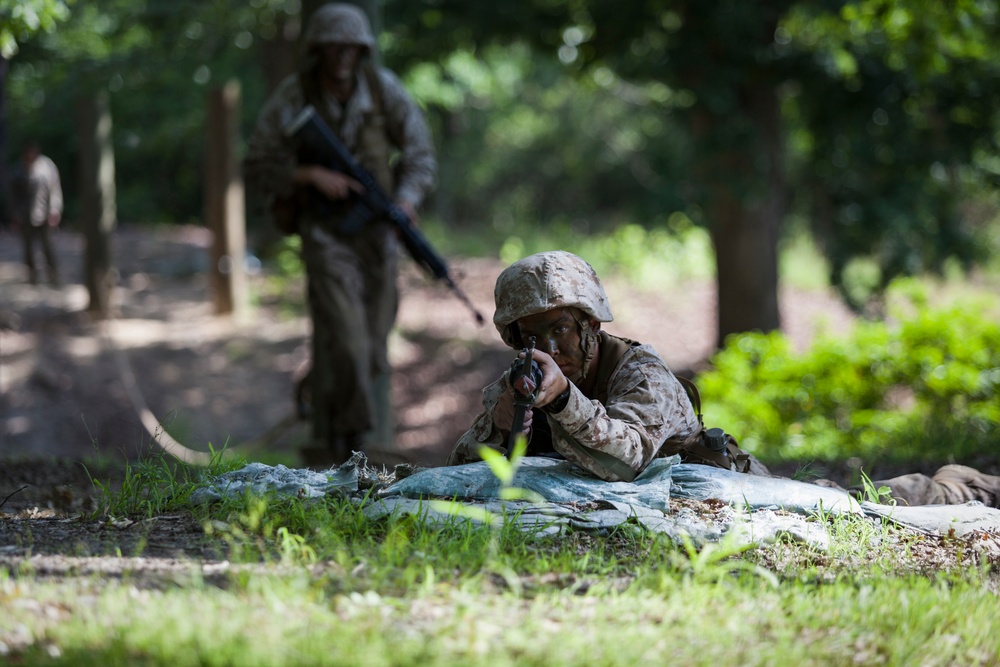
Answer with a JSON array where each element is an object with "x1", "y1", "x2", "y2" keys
[{"x1": 283, "y1": 105, "x2": 485, "y2": 325}]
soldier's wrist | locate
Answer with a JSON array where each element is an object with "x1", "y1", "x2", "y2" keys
[{"x1": 542, "y1": 384, "x2": 571, "y2": 415}]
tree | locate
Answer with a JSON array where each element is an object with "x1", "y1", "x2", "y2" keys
[
  {"x1": 382, "y1": 0, "x2": 1000, "y2": 343},
  {"x1": 785, "y1": 0, "x2": 1000, "y2": 309}
]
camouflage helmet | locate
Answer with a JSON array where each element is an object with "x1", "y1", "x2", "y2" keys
[
  {"x1": 493, "y1": 251, "x2": 613, "y2": 349},
  {"x1": 304, "y1": 3, "x2": 376, "y2": 49}
]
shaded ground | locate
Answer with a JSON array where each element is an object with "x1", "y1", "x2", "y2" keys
[
  {"x1": 0, "y1": 224, "x2": 859, "y2": 468},
  {"x1": 4, "y1": 223, "x2": 995, "y2": 575}
]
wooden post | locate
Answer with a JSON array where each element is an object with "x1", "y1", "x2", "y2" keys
[
  {"x1": 205, "y1": 81, "x2": 248, "y2": 317},
  {"x1": 77, "y1": 92, "x2": 117, "y2": 318}
]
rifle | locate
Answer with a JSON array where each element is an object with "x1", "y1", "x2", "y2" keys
[
  {"x1": 506, "y1": 336, "x2": 542, "y2": 458},
  {"x1": 283, "y1": 105, "x2": 485, "y2": 326}
]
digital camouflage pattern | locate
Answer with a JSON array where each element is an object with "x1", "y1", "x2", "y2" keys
[
  {"x1": 492, "y1": 250, "x2": 613, "y2": 348},
  {"x1": 449, "y1": 251, "x2": 699, "y2": 481},
  {"x1": 448, "y1": 333, "x2": 700, "y2": 481},
  {"x1": 453, "y1": 252, "x2": 1000, "y2": 504},
  {"x1": 874, "y1": 465, "x2": 1000, "y2": 507},
  {"x1": 244, "y1": 4, "x2": 435, "y2": 457},
  {"x1": 243, "y1": 36, "x2": 435, "y2": 210}
]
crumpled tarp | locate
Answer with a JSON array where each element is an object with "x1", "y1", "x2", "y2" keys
[
  {"x1": 189, "y1": 457, "x2": 360, "y2": 505},
  {"x1": 384, "y1": 456, "x2": 678, "y2": 511},
  {"x1": 362, "y1": 495, "x2": 832, "y2": 549},
  {"x1": 670, "y1": 463, "x2": 861, "y2": 514},
  {"x1": 379, "y1": 457, "x2": 1000, "y2": 538},
  {"x1": 860, "y1": 500, "x2": 1000, "y2": 537},
  {"x1": 189, "y1": 456, "x2": 1000, "y2": 546}
]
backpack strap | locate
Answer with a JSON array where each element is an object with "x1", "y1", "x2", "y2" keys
[{"x1": 661, "y1": 376, "x2": 753, "y2": 473}]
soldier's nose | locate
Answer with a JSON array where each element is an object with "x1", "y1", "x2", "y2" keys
[{"x1": 547, "y1": 338, "x2": 558, "y2": 355}]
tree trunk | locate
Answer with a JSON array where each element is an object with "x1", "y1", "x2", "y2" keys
[
  {"x1": 77, "y1": 92, "x2": 117, "y2": 318},
  {"x1": 205, "y1": 81, "x2": 248, "y2": 318},
  {"x1": 0, "y1": 56, "x2": 8, "y2": 228},
  {"x1": 701, "y1": 84, "x2": 785, "y2": 348}
]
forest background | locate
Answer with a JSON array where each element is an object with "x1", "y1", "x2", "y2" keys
[
  {"x1": 2, "y1": 0, "x2": 1000, "y2": 473},
  {"x1": 4, "y1": 5, "x2": 1000, "y2": 664}
]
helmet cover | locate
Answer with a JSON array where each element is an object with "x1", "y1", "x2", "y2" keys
[
  {"x1": 304, "y1": 3, "x2": 376, "y2": 49},
  {"x1": 493, "y1": 251, "x2": 613, "y2": 349}
]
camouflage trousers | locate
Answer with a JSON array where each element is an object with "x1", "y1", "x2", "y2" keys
[
  {"x1": 301, "y1": 220, "x2": 398, "y2": 453},
  {"x1": 749, "y1": 459, "x2": 998, "y2": 508},
  {"x1": 873, "y1": 465, "x2": 1000, "y2": 508}
]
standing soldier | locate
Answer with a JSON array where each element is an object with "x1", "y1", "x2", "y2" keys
[
  {"x1": 245, "y1": 3, "x2": 436, "y2": 467},
  {"x1": 10, "y1": 140, "x2": 63, "y2": 286}
]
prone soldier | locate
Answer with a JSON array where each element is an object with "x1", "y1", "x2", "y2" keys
[{"x1": 449, "y1": 250, "x2": 1000, "y2": 508}]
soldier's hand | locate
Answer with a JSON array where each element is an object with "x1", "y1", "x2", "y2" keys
[
  {"x1": 493, "y1": 388, "x2": 532, "y2": 437},
  {"x1": 396, "y1": 200, "x2": 419, "y2": 225},
  {"x1": 527, "y1": 349, "x2": 570, "y2": 409},
  {"x1": 299, "y1": 166, "x2": 365, "y2": 200}
]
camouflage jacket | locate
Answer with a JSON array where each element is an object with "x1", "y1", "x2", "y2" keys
[
  {"x1": 244, "y1": 65, "x2": 436, "y2": 212},
  {"x1": 448, "y1": 332, "x2": 700, "y2": 481}
]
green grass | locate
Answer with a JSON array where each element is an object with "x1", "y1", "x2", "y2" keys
[
  {"x1": 3, "y1": 562, "x2": 996, "y2": 666},
  {"x1": 3, "y1": 454, "x2": 997, "y2": 665}
]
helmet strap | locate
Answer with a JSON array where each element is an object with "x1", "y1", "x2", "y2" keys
[{"x1": 569, "y1": 313, "x2": 599, "y2": 384}]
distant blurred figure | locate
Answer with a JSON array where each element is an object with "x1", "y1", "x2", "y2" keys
[{"x1": 10, "y1": 140, "x2": 63, "y2": 286}]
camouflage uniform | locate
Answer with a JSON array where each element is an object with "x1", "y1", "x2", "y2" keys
[
  {"x1": 871, "y1": 465, "x2": 1000, "y2": 508},
  {"x1": 447, "y1": 251, "x2": 700, "y2": 481},
  {"x1": 10, "y1": 151, "x2": 62, "y2": 285},
  {"x1": 245, "y1": 4, "x2": 436, "y2": 461}
]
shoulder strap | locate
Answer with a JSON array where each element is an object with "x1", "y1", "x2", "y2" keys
[
  {"x1": 555, "y1": 332, "x2": 642, "y2": 482},
  {"x1": 362, "y1": 64, "x2": 384, "y2": 115},
  {"x1": 677, "y1": 376, "x2": 702, "y2": 423},
  {"x1": 361, "y1": 64, "x2": 406, "y2": 148},
  {"x1": 594, "y1": 332, "x2": 640, "y2": 406},
  {"x1": 659, "y1": 376, "x2": 753, "y2": 473}
]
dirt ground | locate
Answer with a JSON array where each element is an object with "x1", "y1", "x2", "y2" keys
[{"x1": 3, "y1": 223, "x2": 994, "y2": 576}]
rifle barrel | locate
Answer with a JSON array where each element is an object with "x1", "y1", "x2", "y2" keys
[{"x1": 284, "y1": 105, "x2": 486, "y2": 325}]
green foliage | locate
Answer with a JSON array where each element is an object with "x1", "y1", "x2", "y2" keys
[
  {"x1": 422, "y1": 217, "x2": 716, "y2": 290},
  {"x1": 857, "y1": 469, "x2": 894, "y2": 506},
  {"x1": 0, "y1": 0, "x2": 69, "y2": 57},
  {"x1": 388, "y1": 0, "x2": 1000, "y2": 305},
  {"x1": 6, "y1": 566, "x2": 997, "y2": 666},
  {"x1": 782, "y1": 0, "x2": 1000, "y2": 306},
  {"x1": 698, "y1": 283, "x2": 1000, "y2": 463},
  {"x1": 655, "y1": 531, "x2": 779, "y2": 589},
  {"x1": 6, "y1": 0, "x2": 275, "y2": 224},
  {"x1": 477, "y1": 436, "x2": 545, "y2": 504},
  {"x1": 6, "y1": 0, "x2": 1000, "y2": 318},
  {"x1": 66, "y1": 448, "x2": 998, "y2": 665},
  {"x1": 401, "y1": 43, "x2": 694, "y2": 230}
]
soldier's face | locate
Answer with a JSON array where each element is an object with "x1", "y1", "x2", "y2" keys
[
  {"x1": 516, "y1": 307, "x2": 595, "y2": 381},
  {"x1": 320, "y1": 43, "x2": 362, "y2": 82}
]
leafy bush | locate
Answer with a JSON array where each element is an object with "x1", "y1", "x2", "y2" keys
[{"x1": 697, "y1": 285, "x2": 1000, "y2": 463}]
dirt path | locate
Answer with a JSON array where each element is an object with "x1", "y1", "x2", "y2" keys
[{"x1": 0, "y1": 224, "x2": 857, "y2": 467}]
